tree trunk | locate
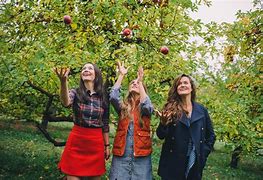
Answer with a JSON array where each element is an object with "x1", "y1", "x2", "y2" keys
[{"x1": 230, "y1": 146, "x2": 242, "y2": 168}]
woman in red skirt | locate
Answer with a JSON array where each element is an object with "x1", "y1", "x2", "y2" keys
[{"x1": 54, "y1": 63, "x2": 110, "y2": 180}]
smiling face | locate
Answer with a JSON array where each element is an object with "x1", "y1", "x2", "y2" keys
[
  {"x1": 177, "y1": 76, "x2": 192, "y2": 97},
  {"x1": 128, "y1": 79, "x2": 140, "y2": 94},
  {"x1": 81, "y1": 63, "x2": 95, "y2": 82}
]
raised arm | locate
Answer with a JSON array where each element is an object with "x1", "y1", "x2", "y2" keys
[
  {"x1": 137, "y1": 66, "x2": 147, "y2": 103},
  {"x1": 54, "y1": 67, "x2": 71, "y2": 107},
  {"x1": 113, "y1": 61, "x2": 129, "y2": 89},
  {"x1": 137, "y1": 67, "x2": 153, "y2": 116},
  {"x1": 109, "y1": 61, "x2": 129, "y2": 113}
]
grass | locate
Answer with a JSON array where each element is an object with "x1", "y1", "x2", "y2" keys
[{"x1": 0, "y1": 119, "x2": 262, "y2": 180}]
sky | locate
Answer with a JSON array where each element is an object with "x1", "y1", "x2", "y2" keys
[
  {"x1": 188, "y1": 0, "x2": 258, "y2": 72},
  {"x1": 189, "y1": 0, "x2": 256, "y2": 23}
]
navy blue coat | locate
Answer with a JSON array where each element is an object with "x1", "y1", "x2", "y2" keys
[{"x1": 157, "y1": 102, "x2": 216, "y2": 180}]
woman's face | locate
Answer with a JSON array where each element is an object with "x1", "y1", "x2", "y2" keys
[
  {"x1": 177, "y1": 76, "x2": 192, "y2": 97},
  {"x1": 81, "y1": 63, "x2": 95, "y2": 82},
  {"x1": 129, "y1": 79, "x2": 140, "y2": 94}
]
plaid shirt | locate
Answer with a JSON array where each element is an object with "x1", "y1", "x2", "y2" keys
[{"x1": 69, "y1": 89, "x2": 109, "y2": 133}]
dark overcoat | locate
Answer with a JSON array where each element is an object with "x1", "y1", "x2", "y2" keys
[{"x1": 157, "y1": 102, "x2": 216, "y2": 180}]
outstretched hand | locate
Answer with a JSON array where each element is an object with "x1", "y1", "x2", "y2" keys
[
  {"x1": 137, "y1": 66, "x2": 144, "y2": 82},
  {"x1": 53, "y1": 67, "x2": 70, "y2": 82},
  {"x1": 117, "y1": 61, "x2": 129, "y2": 76},
  {"x1": 155, "y1": 109, "x2": 173, "y2": 126}
]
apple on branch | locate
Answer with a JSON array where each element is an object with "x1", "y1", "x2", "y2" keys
[
  {"x1": 160, "y1": 46, "x2": 169, "y2": 55},
  {"x1": 122, "y1": 28, "x2": 132, "y2": 36},
  {"x1": 63, "y1": 15, "x2": 72, "y2": 25}
]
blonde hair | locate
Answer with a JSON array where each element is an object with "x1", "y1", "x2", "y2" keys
[{"x1": 119, "y1": 82, "x2": 148, "y2": 128}]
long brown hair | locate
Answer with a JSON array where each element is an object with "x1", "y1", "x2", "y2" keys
[
  {"x1": 76, "y1": 63, "x2": 107, "y2": 107},
  {"x1": 120, "y1": 81, "x2": 148, "y2": 127},
  {"x1": 162, "y1": 74, "x2": 196, "y2": 122}
]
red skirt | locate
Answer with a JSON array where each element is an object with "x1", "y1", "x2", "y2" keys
[{"x1": 58, "y1": 125, "x2": 105, "y2": 177}]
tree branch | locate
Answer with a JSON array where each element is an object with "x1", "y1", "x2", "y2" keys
[
  {"x1": 36, "y1": 122, "x2": 66, "y2": 147},
  {"x1": 44, "y1": 114, "x2": 73, "y2": 122},
  {"x1": 160, "y1": 78, "x2": 172, "y2": 85},
  {"x1": 26, "y1": 80, "x2": 54, "y2": 98}
]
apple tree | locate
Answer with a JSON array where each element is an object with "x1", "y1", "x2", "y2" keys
[
  {"x1": 198, "y1": 3, "x2": 262, "y2": 167},
  {"x1": 1, "y1": 0, "x2": 221, "y2": 145}
]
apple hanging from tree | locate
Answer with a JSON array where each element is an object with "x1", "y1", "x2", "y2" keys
[
  {"x1": 122, "y1": 28, "x2": 132, "y2": 36},
  {"x1": 160, "y1": 46, "x2": 169, "y2": 55},
  {"x1": 63, "y1": 15, "x2": 72, "y2": 25}
]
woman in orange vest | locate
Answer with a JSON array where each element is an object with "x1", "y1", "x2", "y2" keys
[{"x1": 109, "y1": 61, "x2": 153, "y2": 180}]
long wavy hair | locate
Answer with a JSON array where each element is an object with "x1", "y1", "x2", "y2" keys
[
  {"x1": 76, "y1": 63, "x2": 107, "y2": 107},
  {"x1": 120, "y1": 80, "x2": 148, "y2": 127},
  {"x1": 161, "y1": 74, "x2": 196, "y2": 122}
]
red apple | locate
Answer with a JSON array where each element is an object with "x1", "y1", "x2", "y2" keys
[
  {"x1": 63, "y1": 15, "x2": 72, "y2": 25},
  {"x1": 122, "y1": 28, "x2": 132, "y2": 36},
  {"x1": 160, "y1": 46, "x2": 169, "y2": 55}
]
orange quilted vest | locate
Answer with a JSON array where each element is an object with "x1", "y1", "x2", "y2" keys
[{"x1": 112, "y1": 107, "x2": 152, "y2": 157}]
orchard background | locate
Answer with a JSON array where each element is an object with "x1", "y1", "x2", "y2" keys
[{"x1": 0, "y1": 0, "x2": 262, "y2": 179}]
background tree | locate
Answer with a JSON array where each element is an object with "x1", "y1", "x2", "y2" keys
[
  {"x1": 0, "y1": 0, "x2": 214, "y2": 141},
  {"x1": 197, "y1": 2, "x2": 262, "y2": 167},
  {"x1": 0, "y1": 0, "x2": 261, "y2": 167}
]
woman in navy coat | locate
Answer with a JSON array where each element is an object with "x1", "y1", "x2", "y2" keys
[{"x1": 156, "y1": 74, "x2": 216, "y2": 180}]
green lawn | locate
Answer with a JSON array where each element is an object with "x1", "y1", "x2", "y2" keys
[{"x1": 0, "y1": 120, "x2": 262, "y2": 180}]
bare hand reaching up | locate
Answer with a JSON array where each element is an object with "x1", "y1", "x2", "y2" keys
[
  {"x1": 54, "y1": 67, "x2": 70, "y2": 82},
  {"x1": 117, "y1": 61, "x2": 129, "y2": 76}
]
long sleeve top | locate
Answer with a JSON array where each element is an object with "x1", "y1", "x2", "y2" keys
[{"x1": 69, "y1": 89, "x2": 109, "y2": 132}]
